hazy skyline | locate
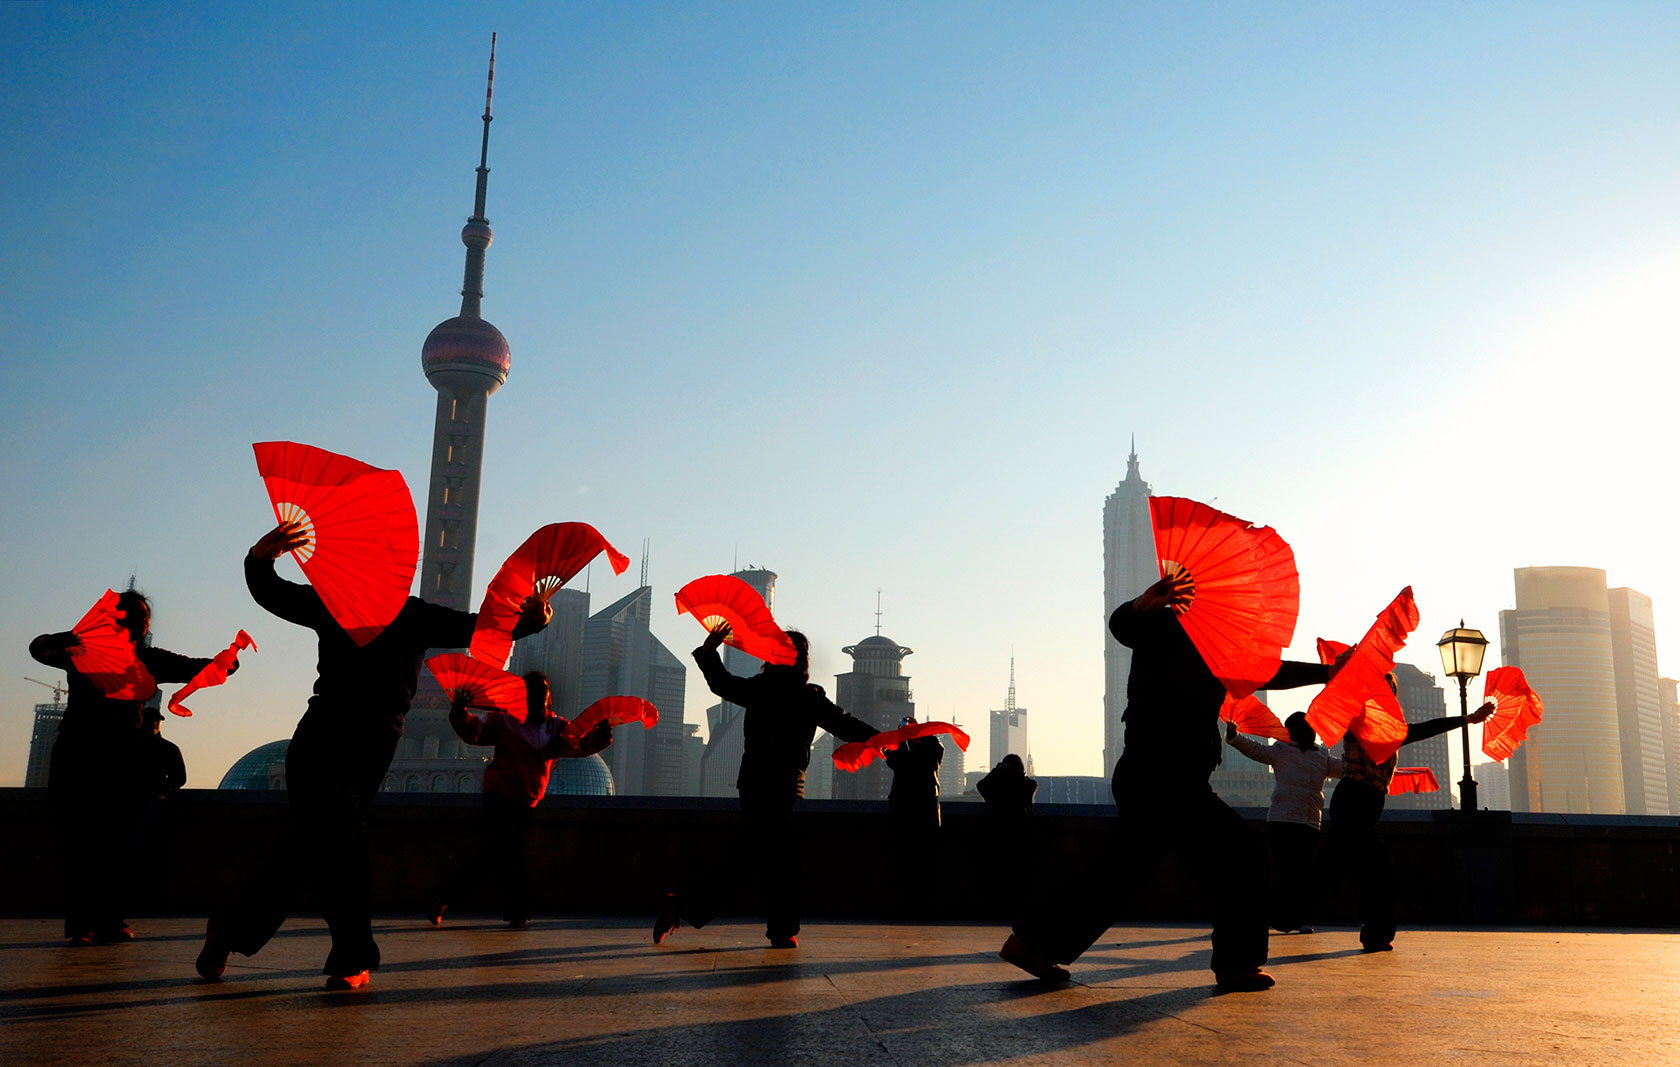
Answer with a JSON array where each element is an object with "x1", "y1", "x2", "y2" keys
[{"x1": 5, "y1": 3, "x2": 1678, "y2": 792}]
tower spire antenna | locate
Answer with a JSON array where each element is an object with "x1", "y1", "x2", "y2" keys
[
  {"x1": 875, "y1": 589, "x2": 883, "y2": 636},
  {"x1": 1007, "y1": 654, "x2": 1016, "y2": 713},
  {"x1": 458, "y1": 32, "x2": 497, "y2": 319}
]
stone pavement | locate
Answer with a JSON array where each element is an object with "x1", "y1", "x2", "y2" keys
[{"x1": 1, "y1": 917, "x2": 1675, "y2": 1065}]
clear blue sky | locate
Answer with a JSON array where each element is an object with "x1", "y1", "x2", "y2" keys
[{"x1": 4, "y1": 2, "x2": 1678, "y2": 790}]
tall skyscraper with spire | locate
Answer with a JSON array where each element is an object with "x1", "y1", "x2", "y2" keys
[
  {"x1": 989, "y1": 658, "x2": 1030, "y2": 773},
  {"x1": 1102, "y1": 439, "x2": 1154, "y2": 772},
  {"x1": 418, "y1": 34, "x2": 510, "y2": 611}
]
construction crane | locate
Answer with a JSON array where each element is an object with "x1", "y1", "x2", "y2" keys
[{"x1": 24, "y1": 677, "x2": 66, "y2": 705}]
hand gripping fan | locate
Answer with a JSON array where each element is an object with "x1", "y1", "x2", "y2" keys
[
  {"x1": 674, "y1": 574, "x2": 798, "y2": 666},
  {"x1": 1305, "y1": 588, "x2": 1418, "y2": 764},
  {"x1": 425, "y1": 653, "x2": 529, "y2": 721},
  {"x1": 168, "y1": 630, "x2": 257, "y2": 717},
  {"x1": 1220, "y1": 693, "x2": 1290, "y2": 742},
  {"x1": 1148, "y1": 497, "x2": 1300, "y2": 698},
  {"x1": 833, "y1": 721, "x2": 971, "y2": 774},
  {"x1": 68, "y1": 589, "x2": 157, "y2": 701},
  {"x1": 1388, "y1": 767, "x2": 1440, "y2": 795},
  {"x1": 253, "y1": 442, "x2": 419, "y2": 646},
  {"x1": 564, "y1": 695, "x2": 658, "y2": 745},
  {"x1": 470, "y1": 523, "x2": 631, "y2": 668},
  {"x1": 1481, "y1": 666, "x2": 1544, "y2": 761}
]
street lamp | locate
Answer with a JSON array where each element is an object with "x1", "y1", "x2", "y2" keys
[{"x1": 1437, "y1": 621, "x2": 1489, "y2": 813}]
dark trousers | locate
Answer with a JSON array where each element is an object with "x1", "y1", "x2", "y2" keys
[
  {"x1": 212, "y1": 727, "x2": 395, "y2": 976},
  {"x1": 676, "y1": 789, "x2": 800, "y2": 941},
  {"x1": 435, "y1": 794, "x2": 534, "y2": 923},
  {"x1": 50, "y1": 736, "x2": 140, "y2": 939},
  {"x1": 1013, "y1": 763, "x2": 1269, "y2": 976},
  {"x1": 1265, "y1": 821, "x2": 1322, "y2": 931},
  {"x1": 1320, "y1": 780, "x2": 1394, "y2": 948}
]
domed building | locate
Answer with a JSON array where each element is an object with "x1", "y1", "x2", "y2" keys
[
  {"x1": 545, "y1": 753, "x2": 615, "y2": 797},
  {"x1": 219, "y1": 740, "x2": 290, "y2": 790},
  {"x1": 830, "y1": 631, "x2": 915, "y2": 802}
]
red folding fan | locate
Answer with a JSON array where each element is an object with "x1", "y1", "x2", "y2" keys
[
  {"x1": 1305, "y1": 588, "x2": 1417, "y2": 763},
  {"x1": 425, "y1": 653, "x2": 529, "y2": 720},
  {"x1": 832, "y1": 721, "x2": 971, "y2": 773},
  {"x1": 675, "y1": 574, "x2": 798, "y2": 666},
  {"x1": 1220, "y1": 693, "x2": 1290, "y2": 742},
  {"x1": 1481, "y1": 666, "x2": 1544, "y2": 761},
  {"x1": 1148, "y1": 497, "x2": 1300, "y2": 698},
  {"x1": 565, "y1": 695, "x2": 658, "y2": 744},
  {"x1": 68, "y1": 589, "x2": 157, "y2": 701},
  {"x1": 253, "y1": 442, "x2": 418, "y2": 647},
  {"x1": 1388, "y1": 767, "x2": 1440, "y2": 795},
  {"x1": 470, "y1": 523, "x2": 630, "y2": 668},
  {"x1": 167, "y1": 630, "x2": 257, "y2": 717}
]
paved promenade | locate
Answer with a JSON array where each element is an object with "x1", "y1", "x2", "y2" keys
[{"x1": 1, "y1": 917, "x2": 1675, "y2": 1065}]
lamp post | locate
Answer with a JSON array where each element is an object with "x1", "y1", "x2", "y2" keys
[{"x1": 1437, "y1": 621, "x2": 1489, "y2": 813}]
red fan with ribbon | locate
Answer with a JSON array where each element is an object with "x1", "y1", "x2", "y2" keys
[
  {"x1": 470, "y1": 523, "x2": 631, "y2": 668},
  {"x1": 1481, "y1": 666, "x2": 1543, "y2": 761},
  {"x1": 1220, "y1": 693, "x2": 1290, "y2": 742},
  {"x1": 67, "y1": 589, "x2": 157, "y2": 701},
  {"x1": 1388, "y1": 767, "x2": 1440, "y2": 795},
  {"x1": 167, "y1": 630, "x2": 257, "y2": 717},
  {"x1": 1148, "y1": 497, "x2": 1300, "y2": 698},
  {"x1": 425, "y1": 653, "x2": 529, "y2": 720},
  {"x1": 1305, "y1": 588, "x2": 1418, "y2": 764},
  {"x1": 833, "y1": 721, "x2": 971, "y2": 773},
  {"x1": 565, "y1": 695, "x2": 658, "y2": 744},
  {"x1": 253, "y1": 442, "x2": 418, "y2": 647},
  {"x1": 675, "y1": 575, "x2": 798, "y2": 666}
]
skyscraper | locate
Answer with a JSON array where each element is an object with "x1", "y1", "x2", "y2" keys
[
  {"x1": 1387, "y1": 663, "x2": 1450, "y2": 811},
  {"x1": 579, "y1": 585, "x2": 688, "y2": 796},
  {"x1": 989, "y1": 659, "x2": 1030, "y2": 773},
  {"x1": 24, "y1": 700, "x2": 63, "y2": 789},
  {"x1": 1660, "y1": 677, "x2": 1680, "y2": 817},
  {"x1": 1499, "y1": 567, "x2": 1624, "y2": 814},
  {"x1": 699, "y1": 568, "x2": 778, "y2": 798},
  {"x1": 1607, "y1": 587, "x2": 1668, "y2": 815},
  {"x1": 509, "y1": 588, "x2": 591, "y2": 719},
  {"x1": 833, "y1": 633, "x2": 915, "y2": 802},
  {"x1": 936, "y1": 718, "x2": 967, "y2": 799},
  {"x1": 1474, "y1": 761, "x2": 1511, "y2": 811},
  {"x1": 1102, "y1": 440, "x2": 1154, "y2": 773}
]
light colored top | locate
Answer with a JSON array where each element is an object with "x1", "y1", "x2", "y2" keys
[{"x1": 1228, "y1": 733, "x2": 1344, "y2": 828}]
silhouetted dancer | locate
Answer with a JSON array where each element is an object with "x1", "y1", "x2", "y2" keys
[
  {"x1": 1000, "y1": 572, "x2": 1331, "y2": 992},
  {"x1": 885, "y1": 716, "x2": 943, "y2": 916},
  {"x1": 427, "y1": 671, "x2": 613, "y2": 929},
  {"x1": 197, "y1": 520, "x2": 551, "y2": 990},
  {"x1": 977, "y1": 753, "x2": 1036, "y2": 819},
  {"x1": 30, "y1": 590, "x2": 218, "y2": 945},
  {"x1": 977, "y1": 753, "x2": 1037, "y2": 914},
  {"x1": 654, "y1": 623, "x2": 877, "y2": 948},
  {"x1": 1225, "y1": 712, "x2": 1341, "y2": 934},
  {"x1": 1319, "y1": 673, "x2": 1494, "y2": 953}
]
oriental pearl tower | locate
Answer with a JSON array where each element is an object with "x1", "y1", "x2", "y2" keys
[{"x1": 418, "y1": 33, "x2": 509, "y2": 612}]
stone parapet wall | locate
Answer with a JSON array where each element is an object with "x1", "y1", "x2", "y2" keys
[{"x1": 3, "y1": 789, "x2": 1676, "y2": 925}]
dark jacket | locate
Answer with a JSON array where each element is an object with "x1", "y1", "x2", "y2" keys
[
  {"x1": 885, "y1": 735, "x2": 944, "y2": 826},
  {"x1": 693, "y1": 645, "x2": 877, "y2": 799},
  {"x1": 246, "y1": 555, "x2": 543, "y2": 741},
  {"x1": 1108, "y1": 597, "x2": 1329, "y2": 784},
  {"x1": 977, "y1": 763, "x2": 1037, "y2": 818}
]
